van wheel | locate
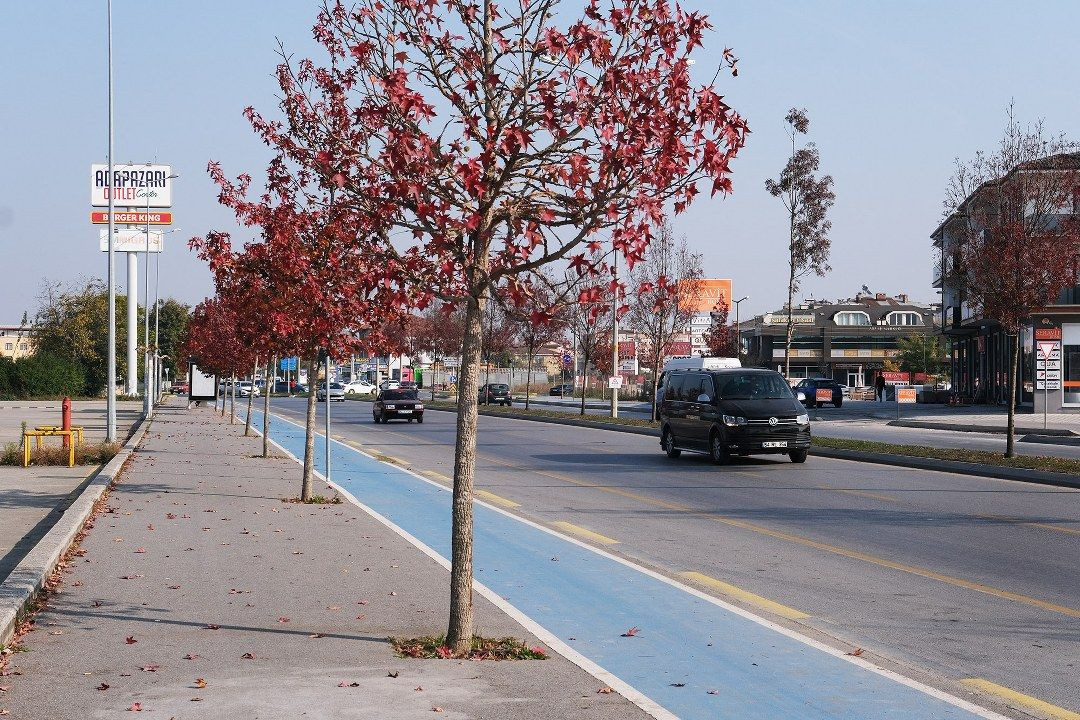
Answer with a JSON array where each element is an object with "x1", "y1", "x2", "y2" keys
[
  {"x1": 789, "y1": 449, "x2": 808, "y2": 463},
  {"x1": 709, "y1": 432, "x2": 729, "y2": 465},
  {"x1": 834, "y1": 399, "x2": 843, "y2": 408},
  {"x1": 661, "y1": 428, "x2": 681, "y2": 459}
]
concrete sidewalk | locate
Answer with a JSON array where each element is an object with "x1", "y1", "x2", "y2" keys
[{"x1": 0, "y1": 404, "x2": 645, "y2": 719}]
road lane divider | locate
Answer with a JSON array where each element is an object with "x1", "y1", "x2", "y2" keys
[
  {"x1": 678, "y1": 572, "x2": 809, "y2": 621},
  {"x1": 551, "y1": 521, "x2": 620, "y2": 545},
  {"x1": 476, "y1": 490, "x2": 521, "y2": 509},
  {"x1": 961, "y1": 679, "x2": 1080, "y2": 720}
]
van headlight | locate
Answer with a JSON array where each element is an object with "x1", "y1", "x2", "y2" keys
[
  {"x1": 385, "y1": 404, "x2": 396, "y2": 410},
  {"x1": 796, "y1": 414, "x2": 810, "y2": 425},
  {"x1": 722, "y1": 415, "x2": 747, "y2": 427}
]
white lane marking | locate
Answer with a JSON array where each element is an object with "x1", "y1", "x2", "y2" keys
[{"x1": 257, "y1": 410, "x2": 1011, "y2": 720}]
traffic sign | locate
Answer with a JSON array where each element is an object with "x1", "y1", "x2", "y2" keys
[
  {"x1": 562, "y1": 353, "x2": 573, "y2": 367},
  {"x1": 896, "y1": 387, "x2": 917, "y2": 404},
  {"x1": 607, "y1": 375, "x2": 623, "y2": 389},
  {"x1": 1038, "y1": 341, "x2": 1059, "y2": 360},
  {"x1": 280, "y1": 357, "x2": 299, "y2": 371},
  {"x1": 91, "y1": 211, "x2": 173, "y2": 225}
]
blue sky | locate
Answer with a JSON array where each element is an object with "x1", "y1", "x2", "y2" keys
[{"x1": 2, "y1": 1, "x2": 1078, "y2": 321}]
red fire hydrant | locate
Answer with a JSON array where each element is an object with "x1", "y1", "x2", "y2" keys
[{"x1": 62, "y1": 396, "x2": 72, "y2": 449}]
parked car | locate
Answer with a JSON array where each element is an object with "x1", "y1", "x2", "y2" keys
[
  {"x1": 317, "y1": 382, "x2": 346, "y2": 402},
  {"x1": 478, "y1": 383, "x2": 512, "y2": 406},
  {"x1": 175, "y1": 381, "x2": 190, "y2": 394},
  {"x1": 373, "y1": 388, "x2": 424, "y2": 423},
  {"x1": 379, "y1": 379, "x2": 401, "y2": 391},
  {"x1": 344, "y1": 379, "x2": 377, "y2": 397},
  {"x1": 659, "y1": 368, "x2": 810, "y2": 464},
  {"x1": 793, "y1": 378, "x2": 844, "y2": 408},
  {"x1": 549, "y1": 383, "x2": 574, "y2": 396},
  {"x1": 236, "y1": 381, "x2": 260, "y2": 397}
]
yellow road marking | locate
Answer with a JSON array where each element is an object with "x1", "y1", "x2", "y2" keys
[
  {"x1": 819, "y1": 486, "x2": 900, "y2": 503},
  {"x1": 679, "y1": 572, "x2": 809, "y2": 620},
  {"x1": 961, "y1": 679, "x2": 1080, "y2": 720},
  {"x1": 328, "y1": 420, "x2": 1080, "y2": 619},
  {"x1": 421, "y1": 469, "x2": 452, "y2": 483},
  {"x1": 551, "y1": 521, "x2": 620, "y2": 545},
  {"x1": 476, "y1": 490, "x2": 521, "y2": 509}
]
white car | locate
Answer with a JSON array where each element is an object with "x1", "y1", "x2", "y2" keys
[
  {"x1": 344, "y1": 380, "x2": 377, "y2": 397},
  {"x1": 236, "y1": 381, "x2": 260, "y2": 397},
  {"x1": 379, "y1": 379, "x2": 401, "y2": 391}
]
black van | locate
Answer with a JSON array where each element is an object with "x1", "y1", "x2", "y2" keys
[{"x1": 658, "y1": 368, "x2": 811, "y2": 464}]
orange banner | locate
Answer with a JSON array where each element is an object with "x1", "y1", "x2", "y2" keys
[{"x1": 678, "y1": 278, "x2": 732, "y2": 314}]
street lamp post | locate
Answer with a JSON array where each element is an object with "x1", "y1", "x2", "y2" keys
[
  {"x1": 733, "y1": 296, "x2": 749, "y2": 358},
  {"x1": 143, "y1": 169, "x2": 178, "y2": 418},
  {"x1": 105, "y1": 0, "x2": 116, "y2": 441}
]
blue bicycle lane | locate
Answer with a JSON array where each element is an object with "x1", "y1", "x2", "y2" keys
[{"x1": 253, "y1": 410, "x2": 997, "y2": 720}]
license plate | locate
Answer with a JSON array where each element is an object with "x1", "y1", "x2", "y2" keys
[
  {"x1": 398, "y1": 409, "x2": 412, "y2": 413},
  {"x1": 762, "y1": 441, "x2": 787, "y2": 448}
]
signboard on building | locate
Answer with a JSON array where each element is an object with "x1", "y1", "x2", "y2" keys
[
  {"x1": 91, "y1": 211, "x2": 173, "y2": 225},
  {"x1": 763, "y1": 313, "x2": 816, "y2": 325},
  {"x1": 678, "y1": 278, "x2": 732, "y2": 314},
  {"x1": 91, "y1": 164, "x2": 173, "y2": 208},
  {"x1": 1035, "y1": 340, "x2": 1062, "y2": 390},
  {"x1": 880, "y1": 371, "x2": 910, "y2": 384},
  {"x1": 99, "y1": 229, "x2": 163, "y2": 253},
  {"x1": 1035, "y1": 327, "x2": 1062, "y2": 341},
  {"x1": 667, "y1": 341, "x2": 692, "y2": 357}
]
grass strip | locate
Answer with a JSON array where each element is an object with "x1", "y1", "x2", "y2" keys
[
  {"x1": 1, "y1": 440, "x2": 121, "y2": 467},
  {"x1": 425, "y1": 399, "x2": 659, "y2": 428},
  {"x1": 811, "y1": 436, "x2": 1080, "y2": 475},
  {"x1": 391, "y1": 635, "x2": 547, "y2": 660}
]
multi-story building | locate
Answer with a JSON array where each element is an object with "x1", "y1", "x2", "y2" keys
[
  {"x1": 0, "y1": 324, "x2": 34, "y2": 360},
  {"x1": 932, "y1": 153, "x2": 1080, "y2": 412},
  {"x1": 740, "y1": 293, "x2": 938, "y2": 387}
]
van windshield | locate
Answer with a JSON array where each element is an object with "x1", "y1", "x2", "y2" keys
[{"x1": 717, "y1": 373, "x2": 794, "y2": 400}]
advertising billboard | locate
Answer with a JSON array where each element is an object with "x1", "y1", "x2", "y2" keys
[
  {"x1": 678, "y1": 278, "x2": 732, "y2": 314},
  {"x1": 99, "y1": 229, "x2": 163, "y2": 253},
  {"x1": 91, "y1": 164, "x2": 173, "y2": 208}
]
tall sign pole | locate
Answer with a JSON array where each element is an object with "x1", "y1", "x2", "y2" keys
[
  {"x1": 105, "y1": 0, "x2": 117, "y2": 442},
  {"x1": 143, "y1": 184, "x2": 152, "y2": 419},
  {"x1": 610, "y1": 250, "x2": 619, "y2": 419}
]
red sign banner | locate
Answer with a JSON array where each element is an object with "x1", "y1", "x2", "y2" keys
[
  {"x1": 667, "y1": 341, "x2": 692, "y2": 357},
  {"x1": 880, "y1": 371, "x2": 909, "y2": 383},
  {"x1": 1035, "y1": 327, "x2": 1062, "y2": 340},
  {"x1": 815, "y1": 388, "x2": 833, "y2": 402},
  {"x1": 618, "y1": 341, "x2": 636, "y2": 360},
  {"x1": 91, "y1": 211, "x2": 173, "y2": 225}
]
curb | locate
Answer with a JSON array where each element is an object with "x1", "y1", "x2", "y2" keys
[
  {"x1": 888, "y1": 419, "x2": 1076, "y2": 437},
  {"x1": 429, "y1": 406, "x2": 1080, "y2": 489},
  {"x1": 0, "y1": 416, "x2": 150, "y2": 648}
]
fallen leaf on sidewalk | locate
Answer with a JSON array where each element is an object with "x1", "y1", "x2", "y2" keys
[
  {"x1": 389, "y1": 591, "x2": 397, "y2": 596},
  {"x1": 125, "y1": 636, "x2": 137, "y2": 645},
  {"x1": 96, "y1": 683, "x2": 109, "y2": 691},
  {"x1": 277, "y1": 617, "x2": 290, "y2": 624},
  {"x1": 127, "y1": 702, "x2": 143, "y2": 712},
  {"x1": 119, "y1": 575, "x2": 144, "y2": 580},
  {"x1": 140, "y1": 665, "x2": 161, "y2": 673},
  {"x1": 310, "y1": 633, "x2": 324, "y2": 639},
  {"x1": 167, "y1": 585, "x2": 181, "y2": 590},
  {"x1": 707, "y1": 689, "x2": 720, "y2": 695},
  {"x1": 621, "y1": 627, "x2": 639, "y2": 637},
  {"x1": 241, "y1": 653, "x2": 255, "y2": 660},
  {"x1": 846, "y1": 648, "x2": 864, "y2": 657},
  {"x1": 191, "y1": 697, "x2": 203, "y2": 702},
  {"x1": 358, "y1": 600, "x2": 368, "y2": 605},
  {"x1": 166, "y1": 513, "x2": 176, "y2": 520},
  {"x1": 597, "y1": 687, "x2": 614, "y2": 694},
  {"x1": 670, "y1": 682, "x2": 686, "y2": 687},
  {"x1": 49, "y1": 630, "x2": 63, "y2": 636},
  {"x1": 147, "y1": 525, "x2": 155, "y2": 531},
  {"x1": 194, "y1": 678, "x2": 207, "y2": 689},
  {"x1": 133, "y1": 548, "x2": 147, "y2": 554},
  {"x1": 338, "y1": 681, "x2": 360, "y2": 688},
  {"x1": 327, "y1": 605, "x2": 341, "y2": 611},
  {"x1": 183, "y1": 654, "x2": 199, "y2": 660},
  {"x1": 432, "y1": 707, "x2": 444, "y2": 713},
  {"x1": 387, "y1": 671, "x2": 399, "y2": 678},
  {"x1": 414, "y1": 686, "x2": 423, "y2": 692}
]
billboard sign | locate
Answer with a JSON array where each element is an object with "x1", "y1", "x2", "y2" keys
[
  {"x1": 91, "y1": 164, "x2": 173, "y2": 207},
  {"x1": 678, "y1": 278, "x2": 732, "y2": 314},
  {"x1": 91, "y1": 211, "x2": 173, "y2": 225},
  {"x1": 99, "y1": 229, "x2": 163, "y2": 253},
  {"x1": 896, "y1": 387, "x2": 918, "y2": 404}
]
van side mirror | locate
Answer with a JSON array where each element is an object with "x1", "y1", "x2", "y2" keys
[
  {"x1": 796, "y1": 392, "x2": 806, "y2": 402},
  {"x1": 696, "y1": 393, "x2": 712, "y2": 403}
]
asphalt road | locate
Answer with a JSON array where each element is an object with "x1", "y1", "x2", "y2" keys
[{"x1": 271, "y1": 397, "x2": 1080, "y2": 715}]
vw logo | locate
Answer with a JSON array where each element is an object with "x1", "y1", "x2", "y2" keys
[{"x1": 768, "y1": 417, "x2": 778, "y2": 426}]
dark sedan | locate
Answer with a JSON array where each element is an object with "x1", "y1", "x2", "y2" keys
[
  {"x1": 478, "y1": 383, "x2": 512, "y2": 406},
  {"x1": 548, "y1": 383, "x2": 574, "y2": 396},
  {"x1": 373, "y1": 388, "x2": 425, "y2": 423},
  {"x1": 793, "y1": 378, "x2": 844, "y2": 408}
]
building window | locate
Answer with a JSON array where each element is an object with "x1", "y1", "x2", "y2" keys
[
  {"x1": 886, "y1": 311, "x2": 922, "y2": 326},
  {"x1": 833, "y1": 311, "x2": 870, "y2": 326},
  {"x1": 3, "y1": 343, "x2": 11, "y2": 351}
]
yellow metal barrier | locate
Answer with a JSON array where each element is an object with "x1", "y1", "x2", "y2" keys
[{"x1": 22, "y1": 426, "x2": 84, "y2": 468}]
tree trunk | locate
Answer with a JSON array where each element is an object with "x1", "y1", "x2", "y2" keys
[
  {"x1": 785, "y1": 258, "x2": 796, "y2": 379},
  {"x1": 245, "y1": 360, "x2": 257, "y2": 436},
  {"x1": 446, "y1": 293, "x2": 485, "y2": 653},
  {"x1": 301, "y1": 356, "x2": 318, "y2": 502},
  {"x1": 230, "y1": 375, "x2": 236, "y2": 424},
  {"x1": 1004, "y1": 332, "x2": 1019, "y2": 458},
  {"x1": 262, "y1": 358, "x2": 272, "y2": 457},
  {"x1": 220, "y1": 379, "x2": 226, "y2": 417},
  {"x1": 651, "y1": 370, "x2": 660, "y2": 422},
  {"x1": 580, "y1": 356, "x2": 587, "y2": 416}
]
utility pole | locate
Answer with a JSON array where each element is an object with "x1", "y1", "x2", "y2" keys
[
  {"x1": 143, "y1": 181, "x2": 152, "y2": 419},
  {"x1": 105, "y1": 0, "x2": 116, "y2": 441},
  {"x1": 324, "y1": 355, "x2": 331, "y2": 483}
]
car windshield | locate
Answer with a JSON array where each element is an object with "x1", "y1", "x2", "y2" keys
[
  {"x1": 488, "y1": 385, "x2": 508, "y2": 391},
  {"x1": 717, "y1": 373, "x2": 795, "y2": 400},
  {"x1": 329, "y1": 383, "x2": 343, "y2": 390},
  {"x1": 383, "y1": 389, "x2": 417, "y2": 400}
]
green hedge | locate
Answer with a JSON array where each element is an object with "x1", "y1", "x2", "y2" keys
[{"x1": 0, "y1": 354, "x2": 87, "y2": 399}]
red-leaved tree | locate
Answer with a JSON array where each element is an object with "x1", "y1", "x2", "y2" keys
[
  {"x1": 234, "y1": 0, "x2": 748, "y2": 652},
  {"x1": 703, "y1": 299, "x2": 739, "y2": 358}
]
